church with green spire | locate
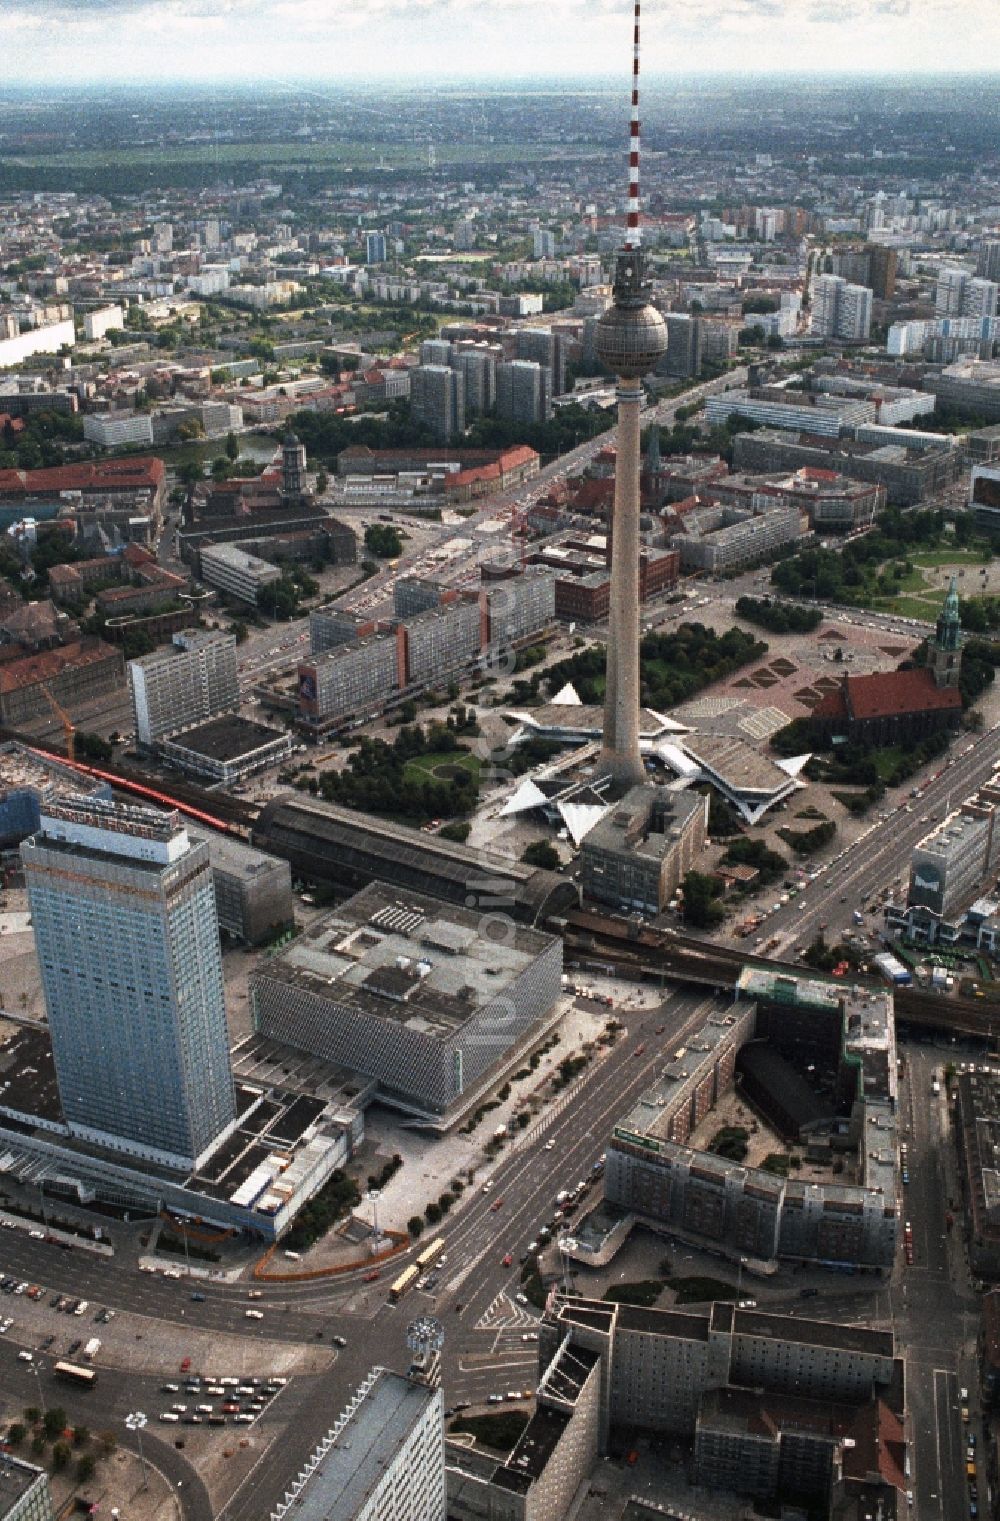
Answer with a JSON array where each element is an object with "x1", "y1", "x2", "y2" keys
[
  {"x1": 927, "y1": 574, "x2": 964, "y2": 689},
  {"x1": 812, "y1": 578, "x2": 964, "y2": 744}
]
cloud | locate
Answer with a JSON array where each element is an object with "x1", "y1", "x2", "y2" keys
[{"x1": 4, "y1": 0, "x2": 1000, "y2": 78}]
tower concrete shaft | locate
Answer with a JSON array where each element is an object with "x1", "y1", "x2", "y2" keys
[{"x1": 599, "y1": 377, "x2": 645, "y2": 787}]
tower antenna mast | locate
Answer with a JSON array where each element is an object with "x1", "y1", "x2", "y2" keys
[
  {"x1": 626, "y1": 0, "x2": 642, "y2": 251},
  {"x1": 594, "y1": 1, "x2": 668, "y2": 788}
]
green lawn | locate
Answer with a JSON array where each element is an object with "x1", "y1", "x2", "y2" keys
[
  {"x1": 910, "y1": 550, "x2": 991, "y2": 568},
  {"x1": 5, "y1": 139, "x2": 580, "y2": 174},
  {"x1": 403, "y1": 749, "x2": 481, "y2": 784},
  {"x1": 870, "y1": 746, "x2": 909, "y2": 782}
]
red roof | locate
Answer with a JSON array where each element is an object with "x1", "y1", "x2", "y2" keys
[
  {"x1": 496, "y1": 446, "x2": 539, "y2": 472},
  {"x1": 845, "y1": 667, "x2": 962, "y2": 721},
  {"x1": 0, "y1": 638, "x2": 120, "y2": 694},
  {"x1": 0, "y1": 458, "x2": 165, "y2": 497},
  {"x1": 570, "y1": 478, "x2": 614, "y2": 513}
]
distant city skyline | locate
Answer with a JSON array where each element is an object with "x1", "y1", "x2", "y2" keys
[{"x1": 5, "y1": 0, "x2": 1000, "y2": 83}]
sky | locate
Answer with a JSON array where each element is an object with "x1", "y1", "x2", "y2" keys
[{"x1": 4, "y1": 0, "x2": 1000, "y2": 84}]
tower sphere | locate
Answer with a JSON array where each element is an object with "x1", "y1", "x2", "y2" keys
[{"x1": 595, "y1": 251, "x2": 668, "y2": 380}]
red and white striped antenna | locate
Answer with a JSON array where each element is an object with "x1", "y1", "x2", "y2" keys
[{"x1": 625, "y1": 0, "x2": 642, "y2": 250}]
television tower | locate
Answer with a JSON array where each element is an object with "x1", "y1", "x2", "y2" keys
[{"x1": 595, "y1": 0, "x2": 668, "y2": 789}]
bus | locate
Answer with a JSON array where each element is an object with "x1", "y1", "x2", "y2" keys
[
  {"x1": 54, "y1": 1362, "x2": 97, "y2": 1388},
  {"x1": 388, "y1": 1265, "x2": 419, "y2": 1304},
  {"x1": 415, "y1": 1237, "x2": 446, "y2": 1274}
]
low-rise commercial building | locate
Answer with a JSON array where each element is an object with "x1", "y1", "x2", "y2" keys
[
  {"x1": 251, "y1": 882, "x2": 564, "y2": 1127},
  {"x1": 581, "y1": 786, "x2": 708, "y2": 913},
  {"x1": 199, "y1": 542, "x2": 282, "y2": 606},
  {"x1": 159, "y1": 715, "x2": 292, "y2": 785},
  {"x1": 733, "y1": 428, "x2": 963, "y2": 506}
]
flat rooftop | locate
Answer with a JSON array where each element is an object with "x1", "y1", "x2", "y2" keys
[
  {"x1": 0, "y1": 1024, "x2": 349, "y2": 1220},
  {"x1": 255, "y1": 881, "x2": 558, "y2": 1039},
  {"x1": 187, "y1": 826, "x2": 288, "y2": 883},
  {"x1": 716, "y1": 1300, "x2": 894, "y2": 1356},
  {"x1": 275, "y1": 1371, "x2": 439, "y2": 1521},
  {"x1": 162, "y1": 714, "x2": 289, "y2": 762},
  {"x1": 0, "y1": 1455, "x2": 47, "y2": 1512},
  {"x1": 682, "y1": 731, "x2": 796, "y2": 797},
  {"x1": 0, "y1": 740, "x2": 103, "y2": 801}
]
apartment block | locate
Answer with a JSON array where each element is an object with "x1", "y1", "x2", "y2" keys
[
  {"x1": 542, "y1": 1294, "x2": 899, "y2": 1452},
  {"x1": 410, "y1": 364, "x2": 465, "y2": 443},
  {"x1": 810, "y1": 275, "x2": 872, "y2": 341},
  {"x1": 270, "y1": 1370, "x2": 444, "y2": 1521},
  {"x1": 671, "y1": 502, "x2": 806, "y2": 574},
  {"x1": 400, "y1": 600, "x2": 483, "y2": 688},
  {"x1": 496, "y1": 359, "x2": 551, "y2": 425},
  {"x1": 600, "y1": 971, "x2": 898, "y2": 1272},
  {"x1": 129, "y1": 630, "x2": 239, "y2": 750},
  {"x1": 309, "y1": 606, "x2": 379, "y2": 655},
  {"x1": 482, "y1": 568, "x2": 556, "y2": 651},
  {"x1": 82, "y1": 412, "x2": 155, "y2": 448},
  {"x1": 296, "y1": 636, "x2": 400, "y2": 735}
]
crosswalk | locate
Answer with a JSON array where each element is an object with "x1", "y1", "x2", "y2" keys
[{"x1": 476, "y1": 1290, "x2": 538, "y2": 1332}]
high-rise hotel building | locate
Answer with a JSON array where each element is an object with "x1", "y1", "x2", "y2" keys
[{"x1": 22, "y1": 796, "x2": 236, "y2": 1171}]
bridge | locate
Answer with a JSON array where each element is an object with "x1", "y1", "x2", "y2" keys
[{"x1": 559, "y1": 906, "x2": 1000, "y2": 1042}]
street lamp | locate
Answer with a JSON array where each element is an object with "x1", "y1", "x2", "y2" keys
[
  {"x1": 125, "y1": 1410, "x2": 149, "y2": 1491},
  {"x1": 367, "y1": 1190, "x2": 382, "y2": 1254}
]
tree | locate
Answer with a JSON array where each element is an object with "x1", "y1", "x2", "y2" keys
[
  {"x1": 681, "y1": 870, "x2": 725, "y2": 929},
  {"x1": 72, "y1": 1425, "x2": 89, "y2": 1447},
  {"x1": 75, "y1": 1454, "x2": 95, "y2": 1484},
  {"x1": 230, "y1": 620, "x2": 250, "y2": 644},
  {"x1": 177, "y1": 458, "x2": 203, "y2": 519},
  {"x1": 407, "y1": 1214, "x2": 424, "y2": 1238},
  {"x1": 425, "y1": 1200, "x2": 442, "y2": 1225},
  {"x1": 521, "y1": 840, "x2": 560, "y2": 870},
  {"x1": 23, "y1": 1407, "x2": 41, "y2": 1426},
  {"x1": 364, "y1": 523, "x2": 403, "y2": 559},
  {"x1": 6, "y1": 1422, "x2": 26, "y2": 1446},
  {"x1": 42, "y1": 1407, "x2": 67, "y2": 1440},
  {"x1": 316, "y1": 469, "x2": 329, "y2": 494},
  {"x1": 52, "y1": 1441, "x2": 71, "y2": 1471},
  {"x1": 97, "y1": 1430, "x2": 118, "y2": 1458},
  {"x1": 225, "y1": 430, "x2": 240, "y2": 462}
]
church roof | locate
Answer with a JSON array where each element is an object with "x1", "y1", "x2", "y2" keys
[{"x1": 843, "y1": 667, "x2": 962, "y2": 721}]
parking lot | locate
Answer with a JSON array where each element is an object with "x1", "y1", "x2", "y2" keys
[{"x1": 155, "y1": 1371, "x2": 288, "y2": 1430}]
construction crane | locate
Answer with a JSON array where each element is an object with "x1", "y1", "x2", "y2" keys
[{"x1": 42, "y1": 685, "x2": 75, "y2": 764}]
